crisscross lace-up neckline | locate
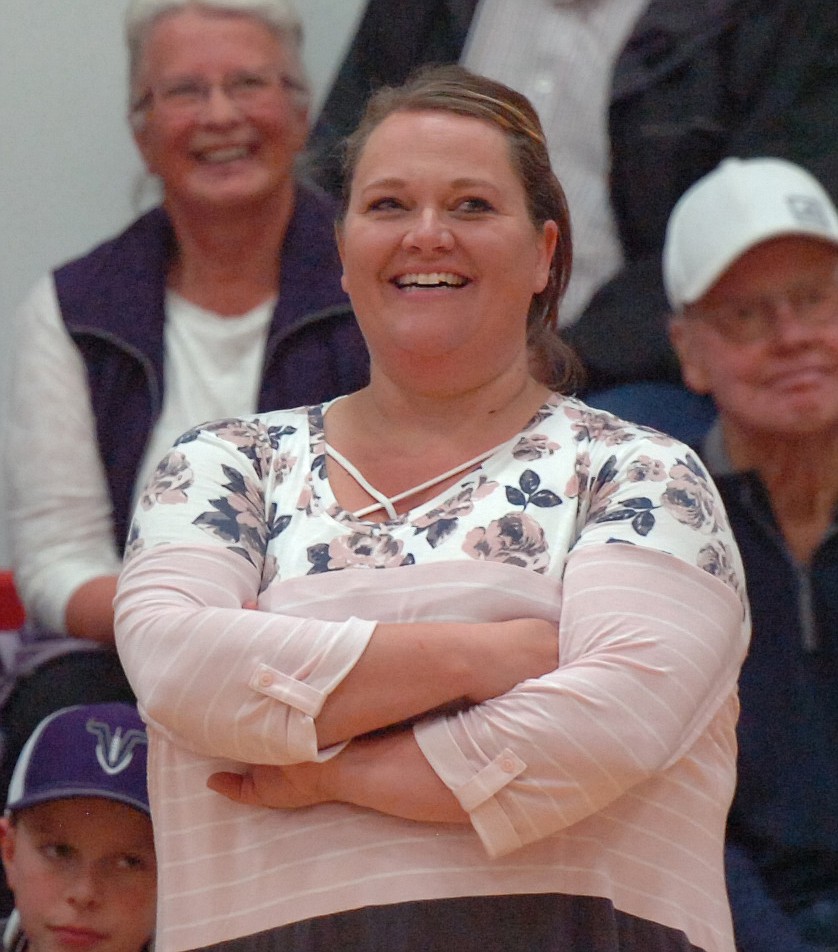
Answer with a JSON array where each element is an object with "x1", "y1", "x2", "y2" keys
[{"x1": 323, "y1": 442, "x2": 499, "y2": 520}]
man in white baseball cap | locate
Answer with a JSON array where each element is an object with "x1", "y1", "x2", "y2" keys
[{"x1": 666, "y1": 157, "x2": 838, "y2": 952}]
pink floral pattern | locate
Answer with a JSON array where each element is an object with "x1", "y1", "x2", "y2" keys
[
  {"x1": 140, "y1": 450, "x2": 193, "y2": 509},
  {"x1": 661, "y1": 456, "x2": 728, "y2": 534},
  {"x1": 308, "y1": 525, "x2": 412, "y2": 573},
  {"x1": 411, "y1": 476, "x2": 498, "y2": 548},
  {"x1": 462, "y1": 512, "x2": 550, "y2": 572}
]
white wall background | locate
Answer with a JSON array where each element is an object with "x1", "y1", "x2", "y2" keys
[{"x1": 0, "y1": 0, "x2": 366, "y2": 564}]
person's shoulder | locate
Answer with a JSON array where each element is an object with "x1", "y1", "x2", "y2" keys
[
  {"x1": 51, "y1": 207, "x2": 171, "y2": 332},
  {"x1": 174, "y1": 406, "x2": 315, "y2": 450},
  {"x1": 53, "y1": 208, "x2": 170, "y2": 279},
  {"x1": 555, "y1": 393, "x2": 700, "y2": 457},
  {"x1": 15, "y1": 272, "x2": 60, "y2": 319}
]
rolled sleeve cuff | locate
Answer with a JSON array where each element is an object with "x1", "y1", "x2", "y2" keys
[
  {"x1": 414, "y1": 716, "x2": 527, "y2": 858},
  {"x1": 248, "y1": 616, "x2": 376, "y2": 763},
  {"x1": 250, "y1": 663, "x2": 327, "y2": 717}
]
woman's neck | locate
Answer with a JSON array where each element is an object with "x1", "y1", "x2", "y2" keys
[
  {"x1": 328, "y1": 363, "x2": 553, "y2": 481},
  {"x1": 323, "y1": 368, "x2": 552, "y2": 521},
  {"x1": 355, "y1": 365, "x2": 550, "y2": 452},
  {"x1": 723, "y1": 422, "x2": 838, "y2": 563},
  {"x1": 164, "y1": 186, "x2": 295, "y2": 315}
]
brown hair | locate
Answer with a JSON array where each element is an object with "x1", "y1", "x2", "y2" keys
[{"x1": 338, "y1": 64, "x2": 582, "y2": 392}]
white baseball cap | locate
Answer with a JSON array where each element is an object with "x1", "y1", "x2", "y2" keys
[{"x1": 663, "y1": 157, "x2": 838, "y2": 309}]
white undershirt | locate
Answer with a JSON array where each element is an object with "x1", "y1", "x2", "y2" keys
[
  {"x1": 462, "y1": 0, "x2": 650, "y2": 325},
  {"x1": 136, "y1": 292, "x2": 273, "y2": 502},
  {"x1": 5, "y1": 276, "x2": 272, "y2": 631}
]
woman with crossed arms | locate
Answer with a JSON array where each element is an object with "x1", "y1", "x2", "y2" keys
[{"x1": 115, "y1": 66, "x2": 749, "y2": 952}]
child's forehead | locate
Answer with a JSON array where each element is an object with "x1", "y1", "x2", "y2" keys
[{"x1": 17, "y1": 796, "x2": 153, "y2": 841}]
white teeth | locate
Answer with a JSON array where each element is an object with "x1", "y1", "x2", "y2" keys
[
  {"x1": 395, "y1": 272, "x2": 467, "y2": 288},
  {"x1": 200, "y1": 146, "x2": 249, "y2": 163}
]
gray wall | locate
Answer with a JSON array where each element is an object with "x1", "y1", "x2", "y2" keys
[{"x1": 0, "y1": 0, "x2": 366, "y2": 564}]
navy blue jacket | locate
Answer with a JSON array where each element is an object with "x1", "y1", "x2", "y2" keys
[
  {"x1": 713, "y1": 467, "x2": 838, "y2": 951},
  {"x1": 54, "y1": 184, "x2": 369, "y2": 550}
]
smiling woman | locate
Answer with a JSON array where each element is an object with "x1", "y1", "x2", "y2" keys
[
  {"x1": 1, "y1": 0, "x2": 369, "y2": 878},
  {"x1": 114, "y1": 65, "x2": 749, "y2": 952}
]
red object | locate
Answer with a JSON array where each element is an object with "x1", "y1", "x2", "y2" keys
[{"x1": 0, "y1": 571, "x2": 25, "y2": 629}]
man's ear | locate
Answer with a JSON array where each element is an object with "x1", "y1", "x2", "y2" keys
[{"x1": 669, "y1": 315, "x2": 712, "y2": 395}]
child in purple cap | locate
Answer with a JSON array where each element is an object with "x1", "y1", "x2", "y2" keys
[{"x1": 0, "y1": 703, "x2": 155, "y2": 952}]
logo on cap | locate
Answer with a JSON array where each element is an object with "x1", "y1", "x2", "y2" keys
[
  {"x1": 787, "y1": 195, "x2": 831, "y2": 230},
  {"x1": 87, "y1": 718, "x2": 148, "y2": 777}
]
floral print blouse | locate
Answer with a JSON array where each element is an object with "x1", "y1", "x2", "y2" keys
[
  {"x1": 116, "y1": 393, "x2": 749, "y2": 952},
  {"x1": 128, "y1": 393, "x2": 744, "y2": 602}
]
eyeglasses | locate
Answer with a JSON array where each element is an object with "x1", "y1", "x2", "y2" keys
[
  {"x1": 688, "y1": 266, "x2": 838, "y2": 344},
  {"x1": 132, "y1": 69, "x2": 307, "y2": 118}
]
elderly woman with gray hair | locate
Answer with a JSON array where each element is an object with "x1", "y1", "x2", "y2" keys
[{"x1": 0, "y1": 0, "x2": 368, "y2": 860}]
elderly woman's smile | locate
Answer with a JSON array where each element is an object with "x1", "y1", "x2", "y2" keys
[{"x1": 131, "y1": 7, "x2": 309, "y2": 212}]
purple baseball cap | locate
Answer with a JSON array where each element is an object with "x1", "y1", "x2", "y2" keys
[{"x1": 5, "y1": 703, "x2": 149, "y2": 816}]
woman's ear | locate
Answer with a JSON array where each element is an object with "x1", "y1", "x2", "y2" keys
[{"x1": 534, "y1": 220, "x2": 559, "y2": 294}]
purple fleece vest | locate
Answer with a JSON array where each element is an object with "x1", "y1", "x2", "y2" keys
[{"x1": 53, "y1": 184, "x2": 368, "y2": 550}]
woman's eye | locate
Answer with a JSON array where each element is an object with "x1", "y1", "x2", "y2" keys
[
  {"x1": 115, "y1": 853, "x2": 148, "y2": 872},
  {"x1": 457, "y1": 197, "x2": 494, "y2": 213},
  {"x1": 161, "y1": 81, "x2": 203, "y2": 103},
  {"x1": 366, "y1": 197, "x2": 405, "y2": 213},
  {"x1": 228, "y1": 73, "x2": 271, "y2": 97}
]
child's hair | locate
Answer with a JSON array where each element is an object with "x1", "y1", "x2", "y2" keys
[{"x1": 5, "y1": 702, "x2": 149, "y2": 817}]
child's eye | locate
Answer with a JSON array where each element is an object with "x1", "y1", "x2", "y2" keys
[
  {"x1": 41, "y1": 842, "x2": 74, "y2": 862},
  {"x1": 115, "y1": 853, "x2": 148, "y2": 872}
]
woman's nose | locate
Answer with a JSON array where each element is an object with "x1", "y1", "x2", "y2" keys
[
  {"x1": 200, "y1": 85, "x2": 243, "y2": 125},
  {"x1": 768, "y1": 297, "x2": 820, "y2": 346},
  {"x1": 402, "y1": 208, "x2": 454, "y2": 252}
]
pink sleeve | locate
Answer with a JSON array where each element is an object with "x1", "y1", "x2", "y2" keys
[
  {"x1": 115, "y1": 543, "x2": 375, "y2": 764},
  {"x1": 414, "y1": 543, "x2": 749, "y2": 857}
]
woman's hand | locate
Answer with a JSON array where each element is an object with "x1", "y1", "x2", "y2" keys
[
  {"x1": 208, "y1": 760, "x2": 333, "y2": 809},
  {"x1": 207, "y1": 732, "x2": 469, "y2": 823}
]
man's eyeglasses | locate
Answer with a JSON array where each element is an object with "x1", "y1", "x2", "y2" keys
[
  {"x1": 687, "y1": 266, "x2": 838, "y2": 344},
  {"x1": 132, "y1": 70, "x2": 308, "y2": 118}
]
